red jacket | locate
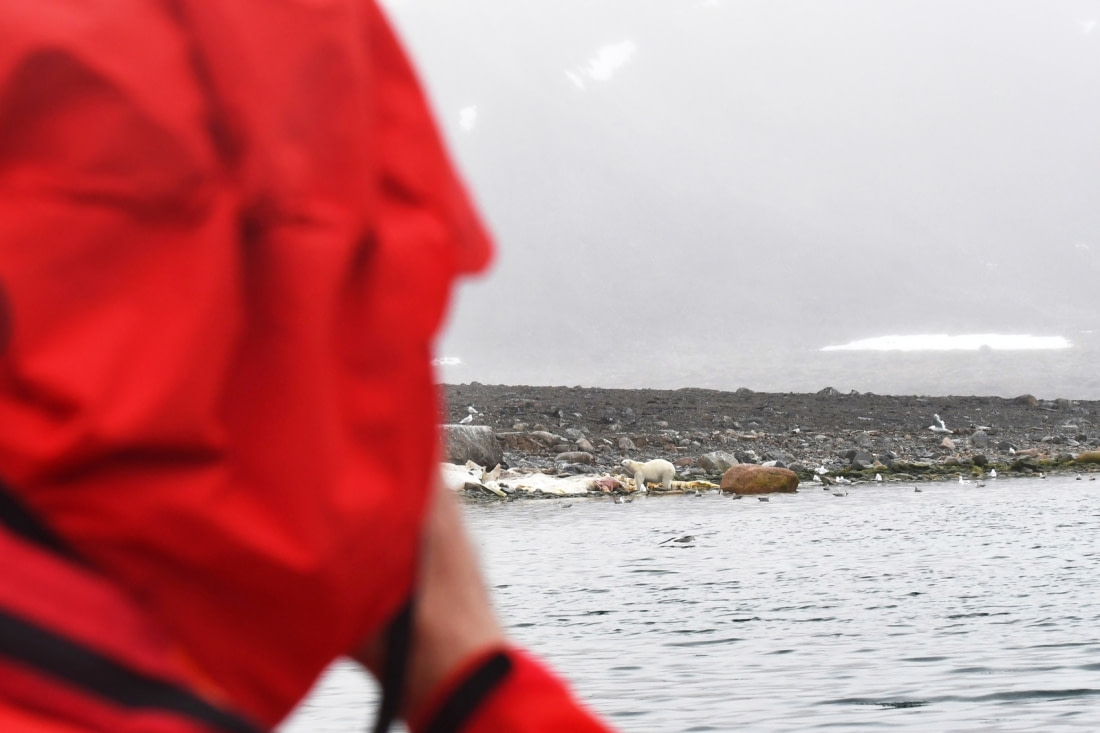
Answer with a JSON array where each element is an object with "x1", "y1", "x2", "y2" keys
[{"x1": 0, "y1": 0, "x2": 489, "y2": 726}]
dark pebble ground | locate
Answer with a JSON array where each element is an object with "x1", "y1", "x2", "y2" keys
[{"x1": 443, "y1": 383, "x2": 1100, "y2": 486}]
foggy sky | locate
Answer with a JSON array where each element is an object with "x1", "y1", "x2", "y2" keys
[{"x1": 381, "y1": 1, "x2": 1100, "y2": 396}]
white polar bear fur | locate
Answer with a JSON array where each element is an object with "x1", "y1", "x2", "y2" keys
[{"x1": 621, "y1": 458, "x2": 676, "y2": 493}]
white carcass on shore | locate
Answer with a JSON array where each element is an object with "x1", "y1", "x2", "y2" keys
[{"x1": 440, "y1": 462, "x2": 718, "y2": 498}]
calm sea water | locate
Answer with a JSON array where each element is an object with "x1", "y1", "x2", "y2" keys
[{"x1": 281, "y1": 475, "x2": 1100, "y2": 732}]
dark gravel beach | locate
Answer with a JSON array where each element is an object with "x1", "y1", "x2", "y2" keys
[{"x1": 442, "y1": 383, "x2": 1100, "y2": 484}]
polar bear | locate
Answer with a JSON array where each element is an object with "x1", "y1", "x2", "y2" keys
[{"x1": 621, "y1": 458, "x2": 676, "y2": 493}]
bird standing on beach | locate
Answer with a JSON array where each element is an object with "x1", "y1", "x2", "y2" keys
[{"x1": 929, "y1": 414, "x2": 952, "y2": 434}]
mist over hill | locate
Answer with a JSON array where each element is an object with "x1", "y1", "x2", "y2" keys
[{"x1": 382, "y1": 0, "x2": 1100, "y2": 396}]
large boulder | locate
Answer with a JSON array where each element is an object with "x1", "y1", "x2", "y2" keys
[
  {"x1": 696, "y1": 451, "x2": 739, "y2": 473},
  {"x1": 720, "y1": 465, "x2": 799, "y2": 494},
  {"x1": 442, "y1": 424, "x2": 503, "y2": 467}
]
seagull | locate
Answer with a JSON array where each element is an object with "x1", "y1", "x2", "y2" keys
[
  {"x1": 835, "y1": 475, "x2": 852, "y2": 485},
  {"x1": 459, "y1": 414, "x2": 474, "y2": 425},
  {"x1": 660, "y1": 534, "x2": 695, "y2": 545},
  {"x1": 1039, "y1": 472, "x2": 1047, "y2": 479},
  {"x1": 758, "y1": 496, "x2": 770, "y2": 502},
  {"x1": 812, "y1": 474, "x2": 822, "y2": 484},
  {"x1": 874, "y1": 473, "x2": 883, "y2": 482},
  {"x1": 976, "y1": 481, "x2": 986, "y2": 487},
  {"x1": 914, "y1": 487, "x2": 922, "y2": 493},
  {"x1": 815, "y1": 465, "x2": 829, "y2": 475},
  {"x1": 990, "y1": 469, "x2": 998, "y2": 479},
  {"x1": 614, "y1": 495, "x2": 633, "y2": 504},
  {"x1": 467, "y1": 405, "x2": 479, "y2": 415},
  {"x1": 731, "y1": 494, "x2": 743, "y2": 500},
  {"x1": 1076, "y1": 473, "x2": 1083, "y2": 481},
  {"x1": 929, "y1": 414, "x2": 952, "y2": 434},
  {"x1": 958, "y1": 475, "x2": 971, "y2": 485},
  {"x1": 831, "y1": 487, "x2": 848, "y2": 497}
]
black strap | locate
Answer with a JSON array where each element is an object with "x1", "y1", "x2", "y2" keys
[
  {"x1": 0, "y1": 480, "x2": 84, "y2": 564},
  {"x1": 370, "y1": 598, "x2": 416, "y2": 733},
  {"x1": 421, "y1": 652, "x2": 513, "y2": 733},
  {"x1": 0, "y1": 607, "x2": 262, "y2": 733}
]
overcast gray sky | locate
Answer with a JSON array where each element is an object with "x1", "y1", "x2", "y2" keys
[{"x1": 382, "y1": 1, "x2": 1100, "y2": 396}]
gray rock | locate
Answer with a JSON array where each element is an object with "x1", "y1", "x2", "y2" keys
[
  {"x1": 617, "y1": 436, "x2": 637, "y2": 451},
  {"x1": 735, "y1": 450, "x2": 760, "y2": 464},
  {"x1": 556, "y1": 462, "x2": 598, "y2": 474},
  {"x1": 563, "y1": 428, "x2": 586, "y2": 441},
  {"x1": 969, "y1": 430, "x2": 990, "y2": 448},
  {"x1": 696, "y1": 451, "x2": 739, "y2": 473},
  {"x1": 575, "y1": 437, "x2": 596, "y2": 452},
  {"x1": 852, "y1": 450, "x2": 875, "y2": 466},
  {"x1": 555, "y1": 451, "x2": 594, "y2": 464},
  {"x1": 529, "y1": 431, "x2": 564, "y2": 447},
  {"x1": 442, "y1": 425, "x2": 504, "y2": 467}
]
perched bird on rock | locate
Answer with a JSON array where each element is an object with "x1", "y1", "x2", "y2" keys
[{"x1": 929, "y1": 414, "x2": 952, "y2": 434}]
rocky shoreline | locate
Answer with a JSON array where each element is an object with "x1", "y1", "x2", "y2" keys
[{"x1": 441, "y1": 383, "x2": 1100, "y2": 497}]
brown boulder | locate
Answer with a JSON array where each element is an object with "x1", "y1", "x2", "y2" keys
[{"x1": 720, "y1": 465, "x2": 799, "y2": 494}]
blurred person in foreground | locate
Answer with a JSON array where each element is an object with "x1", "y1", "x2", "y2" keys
[{"x1": 0, "y1": 2, "x2": 613, "y2": 732}]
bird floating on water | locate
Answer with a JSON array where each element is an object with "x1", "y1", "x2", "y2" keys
[
  {"x1": 731, "y1": 494, "x2": 743, "y2": 500},
  {"x1": 929, "y1": 414, "x2": 952, "y2": 434},
  {"x1": 958, "y1": 475, "x2": 970, "y2": 485},
  {"x1": 614, "y1": 495, "x2": 633, "y2": 504},
  {"x1": 758, "y1": 496, "x2": 770, "y2": 502},
  {"x1": 660, "y1": 534, "x2": 695, "y2": 545},
  {"x1": 831, "y1": 487, "x2": 848, "y2": 497},
  {"x1": 874, "y1": 473, "x2": 883, "y2": 482},
  {"x1": 914, "y1": 487, "x2": 922, "y2": 493},
  {"x1": 990, "y1": 469, "x2": 998, "y2": 479}
]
